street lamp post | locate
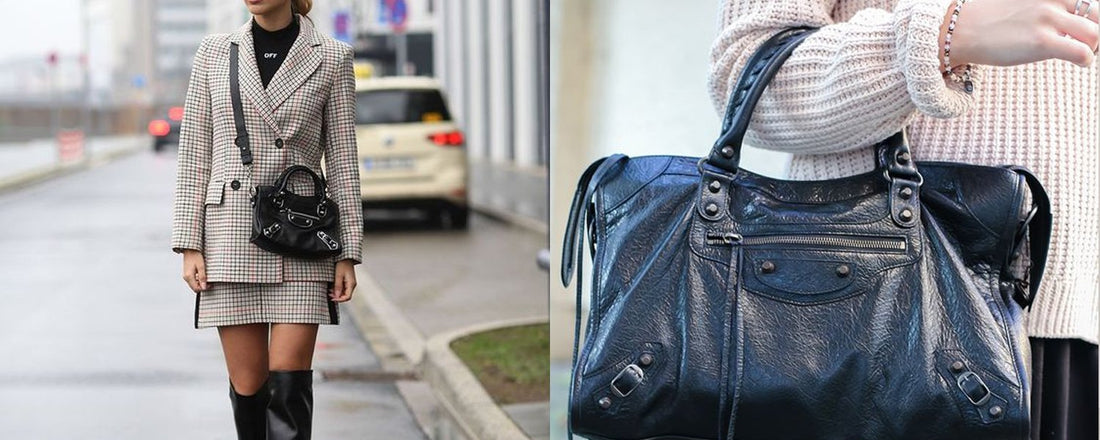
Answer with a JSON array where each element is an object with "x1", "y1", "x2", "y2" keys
[
  {"x1": 81, "y1": 0, "x2": 92, "y2": 144},
  {"x1": 47, "y1": 51, "x2": 58, "y2": 141}
]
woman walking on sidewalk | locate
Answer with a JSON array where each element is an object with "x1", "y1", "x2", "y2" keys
[
  {"x1": 170, "y1": 0, "x2": 363, "y2": 438},
  {"x1": 710, "y1": 0, "x2": 1098, "y2": 438}
]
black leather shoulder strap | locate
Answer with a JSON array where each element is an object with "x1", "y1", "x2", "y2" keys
[
  {"x1": 560, "y1": 154, "x2": 628, "y2": 439},
  {"x1": 1008, "y1": 167, "x2": 1052, "y2": 309},
  {"x1": 229, "y1": 43, "x2": 253, "y2": 165},
  {"x1": 561, "y1": 154, "x2": 629, "y2": 287}
]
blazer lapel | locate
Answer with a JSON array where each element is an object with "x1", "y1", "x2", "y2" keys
[
  {"x1": 228, "y1": 21, "x2": 283, "y2": 138},
  {"x1": 266, "y1": 16, "x2": 323, "y2": 113}
]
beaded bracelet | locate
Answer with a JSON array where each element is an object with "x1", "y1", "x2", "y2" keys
[{"x1": 943, "y1": 0, "x2": 974, "y2": 94}]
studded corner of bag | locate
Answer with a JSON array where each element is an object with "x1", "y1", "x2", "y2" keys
[{"x1": 560, "y1": 27, "x2": 1051, "y2": 440}]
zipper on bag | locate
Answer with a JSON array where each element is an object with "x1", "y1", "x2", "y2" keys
[{"x1": 705, "y1": 232, "x2": 906, "y2": 252}]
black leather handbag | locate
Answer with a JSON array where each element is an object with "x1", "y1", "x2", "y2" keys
[
  {"x1": 561, "y1": 28, "x2": 1052, "y2": 440},
  {"x1": 249, "y1": 164, "x2": 342, "y2": 258},
  {"x1": 229, "y1": 42, "x2": 342, "y2": 259}
]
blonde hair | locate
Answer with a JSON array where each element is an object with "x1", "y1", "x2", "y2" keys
[{"x1": 291, "y1": 0, "x2": 312, "y2": 16}]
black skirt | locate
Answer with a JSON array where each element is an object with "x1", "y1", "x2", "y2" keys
[{"x1": 1030, "y1": 337, "x2": 1098, "y2": 440}]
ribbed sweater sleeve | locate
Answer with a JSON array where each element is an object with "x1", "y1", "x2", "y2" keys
[{"x1": 708, "y1": 0, "x2": 979, "y2": 155}]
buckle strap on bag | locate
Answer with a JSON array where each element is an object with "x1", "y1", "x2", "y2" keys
[
  {"x1": 1007, "y1": 167, "x2": 1052, "y2": 309},
  {"x1": 560, "y1": 154, "x2": 628, "y2": 439}
]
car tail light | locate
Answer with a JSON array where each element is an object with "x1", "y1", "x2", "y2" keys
[
  {"x1": 168, "y1": 106, "x2": 184, "y2": 121},
  {"x1": 428, "y1": 130, "x2": 464, "y2": 147},
  {"x1": 148, "y1": 119, "x2": 171, "y2": 137}
]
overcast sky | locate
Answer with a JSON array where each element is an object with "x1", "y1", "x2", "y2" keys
[{"x1": 0, "y1": 0, "x2": 81, "y2": 62}]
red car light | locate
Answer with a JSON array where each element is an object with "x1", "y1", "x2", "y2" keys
[
  {"x1": 168, "y1": 106, "x2": 184, "y2": 121},
  {"x1": 149, "y1": 119, "x2": 171, "y2": 137},
  {"x1": 428, "y1": 130, "x2": 464, "y2": 147}
]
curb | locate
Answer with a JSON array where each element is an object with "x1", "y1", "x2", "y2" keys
[
  {"x1": 348, "y1": 265, "x2": 425, "y2": 369},
  {"x1": 0, "y1": 138, "x2": 146, "y2": 195},
  {"x1": 0, "y1": 162, "x2": 80, "y2": 195},
  {"x1": 346, "y1": 264, "x2": 548, "y2": 439},
  {"x1": 422, "y1": 316, "x2": 548, "y2": 440},
  {"x1": 346, "y1": 265, "x2": 436, "y2": 439}
]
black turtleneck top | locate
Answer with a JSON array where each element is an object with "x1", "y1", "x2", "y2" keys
[{"x1": 251, "y1": 16, "x2": 300, "y2": 88}]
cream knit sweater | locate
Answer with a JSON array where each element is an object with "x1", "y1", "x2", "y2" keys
[{"x1": 708, "y1": 0, "x2": 1099, "y2": 344}]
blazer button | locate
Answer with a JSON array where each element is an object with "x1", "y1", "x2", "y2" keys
[
  {"x1": 230, "y1": 179, "x2": 241, "y2": 190},
  {"x1": 275, "y1": 138, "x2": 284, "y2": 148}
]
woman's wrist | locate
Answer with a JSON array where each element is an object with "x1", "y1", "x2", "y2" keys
[
  {"x1": 939, "y1": 0, "x2": 975, "y2": 92},
  {"x1": 939, "y1": 0, "x2": 966, "y2": 67}
]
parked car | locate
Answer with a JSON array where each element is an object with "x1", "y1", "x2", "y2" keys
[
  {"x1": 353, "y1": 76, "x2": 469, "y2": 229},
  {"x1": 149, "y1": 106, "x2": 183, "y2": 152}
]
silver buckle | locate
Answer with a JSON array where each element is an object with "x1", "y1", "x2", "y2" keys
[
  {"x1": 610, "y1": 364, "x2": 644, "y2": 398},
  {"x1": 956, "y1": 371, "x2": 991, "y2": 406}
]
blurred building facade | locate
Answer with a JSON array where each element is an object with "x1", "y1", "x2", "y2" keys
[
  {"x1": 432, "y1": 0, "x2": 548, "y2": 168},
  {"x1": 154, "y1": 0, "x2": 207, "y2": 109},
  {"x1": 333, "y1": 0, "x2": 549, "y2": 169},
  {"x1": 0, "y1": 0, "x2": 160, "y2": 140}
]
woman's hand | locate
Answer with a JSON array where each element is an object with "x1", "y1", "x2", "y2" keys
[
  {"x1": 944, "y1": 0, "x2": 1100, "y2": 68},
  {"x1": 182, "y1": 249, "x2": 208, "y2": 293},
  {"x1": 330, "y1": 259, "x2": 358, "y2": 302}
]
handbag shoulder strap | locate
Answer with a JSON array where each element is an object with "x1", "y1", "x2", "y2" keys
[
  {"x1": 707, "y1": 27, "x2": 817, "y2": 173},
  {"x1": 229, "y1": 42, "x2": 253, "y2": 166},
  {"x1": 1009, "y1": 167, "x2": 1052, "y2": 309},
  {"x1": 560, "y1": 154, "x2": 628, "y2": 439}
]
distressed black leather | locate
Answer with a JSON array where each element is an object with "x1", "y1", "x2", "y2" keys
[{"x1": 561, "y1": 28, "x2": 1051, "y2": 440}]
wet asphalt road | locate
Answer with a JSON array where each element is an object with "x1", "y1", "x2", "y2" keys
[{"x1": 0, "y1": 149, "x2": 425, "y2": 439}]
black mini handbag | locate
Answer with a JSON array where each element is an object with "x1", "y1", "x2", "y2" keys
[
  {"x1": 561, "y1": 28, "x2": 1052, "y2": 440},
  {"x1": 229, "y1": 42, "x2": 342, "y2": 259}
]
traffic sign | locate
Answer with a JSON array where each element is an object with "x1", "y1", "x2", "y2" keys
[
  {"x1": 382, "y1": 0, "x2": 408, "y2": 32},
  {"x1": 333, "y1": 10, "x2": 351, "y2": 43}
]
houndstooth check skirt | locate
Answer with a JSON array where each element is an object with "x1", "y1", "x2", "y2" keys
[{"x1": 194, "y1": 281, "x2": 340, "y2": 328}]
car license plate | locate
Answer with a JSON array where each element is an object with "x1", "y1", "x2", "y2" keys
[{"x1": 363, "y1": 157, "x2": 415, "y2": 170}]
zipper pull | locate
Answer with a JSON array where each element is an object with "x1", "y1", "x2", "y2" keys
[{"x1": 706, "y1": 232, "x2": 743, "y2": 246}]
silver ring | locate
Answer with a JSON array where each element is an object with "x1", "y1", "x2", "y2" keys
[{"x1": 1075, "y1": 0, "x2": 1092, "y2": 15}]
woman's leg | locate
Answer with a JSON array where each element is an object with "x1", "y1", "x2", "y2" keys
[
  {"x1": 269, "y1": 323, "x2": 319, "y2": 370},
  {"x1": 267, "y1": 323, "x2": 319, "y2": 440},
  {"x1": 218, "y1": 323, "x2": 271, "y2": 440},
  {"x1": 218, "y1": 323, "x2": 271, "y2": 393}
]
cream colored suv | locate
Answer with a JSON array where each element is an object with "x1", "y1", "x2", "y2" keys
[{"x1": 354, "y1": 77, "x2": 469, "y2": 229}]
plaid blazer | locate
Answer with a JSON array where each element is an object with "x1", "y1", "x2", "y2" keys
[{"x1": 171, "y1": 16, "x2": 363, "y2": 283}]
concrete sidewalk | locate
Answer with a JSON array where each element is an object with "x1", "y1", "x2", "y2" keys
[
  {"x1": 469, "y1": 159, "x2": 548, "y2": 233},
  {"x1": 347, "y1": 159, "x2": 551, "y2": 439},
  {"x1": 0, "y1": 134, "x2": 148, "y2": 193}
]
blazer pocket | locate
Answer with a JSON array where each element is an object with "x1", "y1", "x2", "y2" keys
[{"x1": 204, "y1": 180, "x2": 225, "y2": 206}]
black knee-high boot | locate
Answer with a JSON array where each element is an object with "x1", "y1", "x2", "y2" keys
[
  {"x1": 267, "y1": 370, "x2": 314, "y2": 440},
  {"x1": 229, "y1": 378, "x2": 270, "y2": 440}
]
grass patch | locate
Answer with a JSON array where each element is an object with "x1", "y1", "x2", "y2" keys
[{"x1": 450, "y1": 323, "x2": 549, "y2": 404}]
